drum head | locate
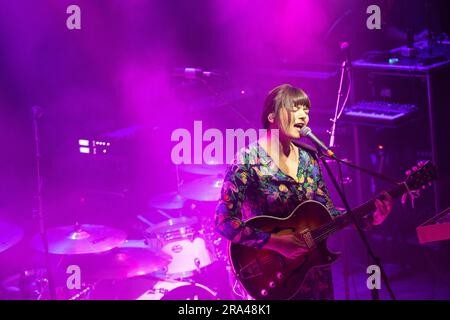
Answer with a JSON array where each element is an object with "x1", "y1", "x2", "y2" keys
[
  {"x1": 145, "y1": 217, "x2": 199, "y2": 235},
  {"x1": 137, "y1": 280, "x2": 217, "y2": 300},
  {"x1": 161, "y1": 283, "x2": 217, "y2": 300}
]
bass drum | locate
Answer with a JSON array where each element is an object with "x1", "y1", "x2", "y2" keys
[{"x1": 137, "y1": 280, "x2": 218, "y2": 300}]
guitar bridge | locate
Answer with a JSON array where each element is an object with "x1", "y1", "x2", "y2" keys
[{"x1": 300, "y1": 229, "x2": 316, "y2": 249}]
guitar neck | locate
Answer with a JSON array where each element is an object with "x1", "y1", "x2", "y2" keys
[
  {"x1": 348, "y1": 183, "x2": 406, "y2": 221},
  {"x1": 313, "y1": 182, "x2": 408, "y2": 242}
]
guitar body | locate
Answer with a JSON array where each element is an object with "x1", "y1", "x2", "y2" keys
[
  {"x1": 229, "y1": 200, "x2": 340, "y2": 300},
  {"x1": 228, "y1": 161, "x2": 436, "y2": 300}
]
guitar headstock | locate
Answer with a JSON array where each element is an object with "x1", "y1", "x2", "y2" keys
[{"x1": 404, "y1": 161, "x2": 437, "y2": 191}]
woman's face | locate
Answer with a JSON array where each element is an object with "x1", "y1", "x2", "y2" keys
[{"x1": 275, "y1": 104, "x2": 310, "y2": 139}]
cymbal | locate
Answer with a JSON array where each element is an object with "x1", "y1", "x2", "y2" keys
[
  {"x1": 31, "y1": 224, "x2": 127, "y2": 255},
  {"x1": 148, "y1": 192, "x2": 186, "y2": 210},
  {"x1": 0, "y1": 220, "x2": 24, "y2": 253},
  {"x1": 83, "y1": 247, "x2": 172, "y2": 280},
  {"x1": 179, "y1": 176, "x2": 224, "y2": 201},
  {"x1": 178, "y1": 163, "x2": 227, "y2": 176}
]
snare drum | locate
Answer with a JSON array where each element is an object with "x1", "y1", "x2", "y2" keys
[{"x1": 146, "y1": 217, "x2": 217, "y2": 278}]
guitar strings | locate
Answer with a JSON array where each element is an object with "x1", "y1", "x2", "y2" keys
[
  {"x1": 314, "y1": 227, "x2": 339, "y2": 243},
  {"x1": 312, "y1": 224, "x2": 340, "y2": 243},
  {"x1": 310, "y1": 200, "x2": 376, "y2": 243},
  {"x1": 311, "y1": 220, "x2": 339, "y2": 238},
  {"x1": 307, "y1": 181, "x2": 426, "y2": 244}
]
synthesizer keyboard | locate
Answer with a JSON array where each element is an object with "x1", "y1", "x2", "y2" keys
[
  {"x1": 343, "y1": 101, "x2": 418, "y2": 126},
  {"x1": 417, "y1": 207, "x2": 450, "y2": 244}
]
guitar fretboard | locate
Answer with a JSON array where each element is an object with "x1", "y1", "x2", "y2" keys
[{"x1": 311, "y1": 183, "x2": 408, "y2": 242}]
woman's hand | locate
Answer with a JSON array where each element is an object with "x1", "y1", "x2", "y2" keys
[
  {"x1": 263, "y1": 233, "x2": 308, "y2": 259},
  {"x1": 372, "y1": 191, "x2": 394, "y2": 225}
]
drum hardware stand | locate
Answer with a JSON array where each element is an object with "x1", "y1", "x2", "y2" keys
[
  {"x1": 68, "y1": 282, "x2": 96, "y2": 300},
  {"x1": 136, "y1": 214, "x2": 154, "y2": 228},
  {"x1": 31, "y1": 106, "x2": 57, "y2": 300},
  {"x1": 156, "y1": 209, "x2": 174, "y2": 220}
]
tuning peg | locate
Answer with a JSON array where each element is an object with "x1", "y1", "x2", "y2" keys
[
  {"x1": 413, "y1": 166, "x2": 418, "y2": 171},
  {"x1": 405, "y1": 170, "x2": 411, "y2": 176}
]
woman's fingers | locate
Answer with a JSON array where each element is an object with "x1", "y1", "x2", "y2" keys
[{"x1": 375, "y1": 199, "x2": 384, "y2": 211}]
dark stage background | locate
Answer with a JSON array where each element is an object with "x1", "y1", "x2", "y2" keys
[{"x1": 0, "y1": 0, "x2": 449, "y2": 300}]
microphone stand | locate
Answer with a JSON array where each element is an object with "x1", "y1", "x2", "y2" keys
[
  {"x1": 329, "y1": 58, "x2": 350, "y2": 148},
  {"x1": 324, "y1": 42, "x2": 396, "y2": 299},
  {"x1": 32, "y1": 106, "x2": 57, "y2": 300},
  {"x1": 316, "y1": 149, "x2": 397, "y2": 300}
]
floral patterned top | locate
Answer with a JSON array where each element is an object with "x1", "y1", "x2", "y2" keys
[
  {"x1": 215, "y1": 142, "x2": 341, "y2": 249},
  {"x1": 215, "y1": 141, "x2": 341, "y2": 300}
]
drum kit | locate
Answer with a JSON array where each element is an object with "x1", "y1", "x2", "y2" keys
[{"x1": 0, "y1": 162, "x2": 233, "y2": 300}]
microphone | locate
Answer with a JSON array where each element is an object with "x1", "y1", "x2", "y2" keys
[
  {"x1": 340, "y1": 42, "x2": 351, "y2": 67},
  {"x1": 300, "y1": 127, "x2": 336, "y2": 158}
]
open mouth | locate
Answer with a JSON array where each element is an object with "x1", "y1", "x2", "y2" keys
[{"x1": 294, "y1": 123, "x2": 305, "y2": 129}]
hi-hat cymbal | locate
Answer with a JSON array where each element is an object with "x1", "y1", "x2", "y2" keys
[
  {"x1": 82, "y1": 247, "x2": 172, "y2": 280},
  {"x1": 179, "y1": 176, "x2": 223, "y2": 202},
  {"x1": 0, "y1": 220, "x2": 24, "y2": 253},
  {"x1": 148, "y1": 192, "x2": 186, "y2": 210},
  {"x1": 178, "y1": 163, "x2": 227, "y2": 176},
  {"x1": 31, "y1": 224, "x2": 127, "y2": 255}
]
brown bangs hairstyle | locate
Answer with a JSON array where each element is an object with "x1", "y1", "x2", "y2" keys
[{"x1": 261, "y1": 84, "x2": 311, "y2": 129}]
